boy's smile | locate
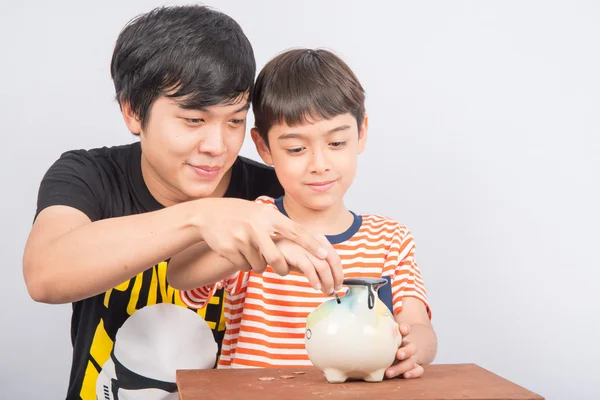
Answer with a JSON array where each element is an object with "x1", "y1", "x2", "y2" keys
[
  {"x1": 185, "y1": 162, "x2": 224, "y2": 180},
  {"x1": 306, "y1": 179, "x2": 337, "y2": 192},
  {"x1": 123, "y1": 94, "x2": 250, "y2": 206},
  {"x1": 252, "y1": 112, "x2": 368, "y2": 230}
]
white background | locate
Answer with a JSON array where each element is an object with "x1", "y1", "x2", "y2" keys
[{"x1": 1, "y1": 1, "x2": 598, "y2": 399}]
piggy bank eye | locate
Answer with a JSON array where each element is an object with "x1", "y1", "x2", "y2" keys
[{"x1": 306, "y1": 329, "x2": 312, "y2": 340}]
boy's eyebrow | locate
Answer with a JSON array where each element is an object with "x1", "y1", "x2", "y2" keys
[
  {"x1": 232, "y1": 102, "x2": 251, "y2": 113},
  {"x1": 181, "y1": 102, "x2": 250, "y2": 114},
  {"x1": 278, "y1": 124, "x2": 351, "y2": 140}
]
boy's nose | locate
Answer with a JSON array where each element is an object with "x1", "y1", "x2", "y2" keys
[
  {"x1": 198, "y1": 126, "x2": 227, "y2": 156},
  {"x1": 309, "y1": 149, "x2": 331, "y2": 174}
]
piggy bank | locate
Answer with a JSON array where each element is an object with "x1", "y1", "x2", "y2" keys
[{"x1": 305, "y1": 277, "x2": 402, "y2": 383}]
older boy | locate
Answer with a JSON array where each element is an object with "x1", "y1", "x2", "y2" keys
[{"x1": 23, "y1": 7, "x2": 342, "y2": 399}]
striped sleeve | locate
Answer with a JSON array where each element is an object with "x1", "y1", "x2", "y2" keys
[
  {"x1": 224, "y1": 270, "x2": 249, "y2": 296},
  {"x1": 389, "y1": 227, "x2": 431, "y2": 318},
  {"x1": 180, "y1": 283, "x2": 221, "y2": 309},
  {"x1": 180, "y1": 270, "x2": 248, "y2": 309},
  {"x1": 255, "y1": 195, "x2": 277, "y2": 207}
]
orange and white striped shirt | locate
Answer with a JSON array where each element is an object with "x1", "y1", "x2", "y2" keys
[{"x1": 181, "y1": 196, "x2": 430, "y2": 368}]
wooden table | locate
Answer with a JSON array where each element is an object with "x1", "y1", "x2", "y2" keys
[{"x1": 176, "y1": 363, "x2": 544, "y2": 399}]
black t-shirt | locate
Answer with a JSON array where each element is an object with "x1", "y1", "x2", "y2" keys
[{"x1": 35, "y1": 142, "x2": 282, "y2": 400}]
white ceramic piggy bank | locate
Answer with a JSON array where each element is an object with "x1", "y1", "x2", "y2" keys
[{"x1": 305, "y1": 277, "x2": 402, "y2": 383}]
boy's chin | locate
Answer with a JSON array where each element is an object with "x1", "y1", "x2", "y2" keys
[
  {"x1": 179, "y1": 182, "x2": 222, "y2": 201},
  {"x1": 298, "y1": 197, "x2": 344, "y2": 212}
]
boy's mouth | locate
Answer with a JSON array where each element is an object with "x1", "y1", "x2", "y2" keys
[
  {"x1": 306, "y1": 180, "x2": 336, "y2": 192},
  {"x1": 187, "y1": 163, "x2": 222, "y2": 179}
]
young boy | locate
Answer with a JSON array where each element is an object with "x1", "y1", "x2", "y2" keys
[{"x1": 168, "y1": 49, "x2": 437, "y2": 379}]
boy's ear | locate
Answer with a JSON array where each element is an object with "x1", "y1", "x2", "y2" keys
[
  {"x1": 251, "y1": 128, "x2": 273, "y2": 165},
  {"x1": 120, "y1": 100, "x2": 142, "y2": 135},
  {"x1": 357, "y1": 114, "x2": 369, "y2": 154}
]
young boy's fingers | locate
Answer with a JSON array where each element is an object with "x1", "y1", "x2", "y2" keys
[
  {"x1": 399, "y1": 323, "x2": 411, "y2": 337},
  {"x1": 396, "y1": 342, "x2": 417, "y2": 361},
  {"x1": 309, "y1": 254, "x2": 336, "y2": 295},
  {"x1": 305, "y1": 252, "x2": 338, "y2": 294},
  {"x1": 386, "y1": 356, "x2": 418, "y2": 379},
  {"x1": 402, "y1": 364, "x2": 424, "y2": 379},
  {"x1": 272, "y1": 214, "x2": 343, "y2": 288},
  {"x1": 314, "y1": 234, "x2": 344, "y2": 290},
  {"x1": 297, "y1": 253, "x2": 322, "y2": 292}
]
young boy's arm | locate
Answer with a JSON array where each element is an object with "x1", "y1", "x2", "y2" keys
[
  {"x1": 167, "y1": 241, "x2": 244, "y2": 291},
  {"x1": 387, "y1": 298, "x2": 437, "y2": 379},
  {"x1": 168, "y1": 237, "x2": 342, "y2": 294},
  {"x1": 386, "y1": 226, "x2": 438, "y2": 379}
]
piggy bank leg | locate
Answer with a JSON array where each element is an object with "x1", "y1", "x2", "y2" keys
[
  {"x1": 363, "y1": 368, "x2": 387, "y2": 382},
  {"x1": 323, "y1": 368, "x2": 348, "y2": 383}
]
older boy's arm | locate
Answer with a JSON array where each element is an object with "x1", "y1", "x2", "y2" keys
[
  {"x1": 386, "y1": 297, "x2": 438, "y2": 379},
  {"x1": 24, "y1": 198, "x2": 342, "y2": 304}
]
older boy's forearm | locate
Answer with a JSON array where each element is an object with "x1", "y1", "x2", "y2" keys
[
  {"x1": 406, "y1": 324, "x2": 438, "y2": 365},
  {"x1": 23, "y1": 201, "x2": 204, "y2": 304}
]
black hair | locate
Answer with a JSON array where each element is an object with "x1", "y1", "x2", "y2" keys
[
  {"x1": 111, "y1": 5, "x2": 256, "y2": 127},
  {"x1": 253, "y1": 48, "x2": 365, "y2": 144}
]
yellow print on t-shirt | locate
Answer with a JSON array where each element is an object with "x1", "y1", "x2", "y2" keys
[{"x1": 79, "y1": 261, "x2": 224, "y2": 400}]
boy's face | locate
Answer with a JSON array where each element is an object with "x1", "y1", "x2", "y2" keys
[
  {"x1": 253, "y1": 113, "x2": 367, "y2": 212},
  {"x1": 122, "y1": 95, "x2": 249, "y2": 205}
]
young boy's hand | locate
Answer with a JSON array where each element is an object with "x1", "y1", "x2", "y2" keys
[
  {"x1": 385, "y1": 324, "x2": 424, "y2": 379},
  {"x1": 273, "y1": 237, "x2": 344, "y2": 295}
]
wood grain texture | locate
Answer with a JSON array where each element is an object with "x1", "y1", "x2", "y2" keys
[{"x1": 176, "y1": 363, "x2": 544, "y2": 400}]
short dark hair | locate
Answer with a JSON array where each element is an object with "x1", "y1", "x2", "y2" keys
[
  {"x1": 111, "y1": 5, "x2": 256, "y2": 127},
  {"x1": 252, "y1": 48, "x2": 365, "y2": 144}
]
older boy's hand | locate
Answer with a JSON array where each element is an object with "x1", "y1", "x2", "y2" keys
[
  {"x1": 195, "y1": 198, "x2": 342, "y2": 289},
  {"x1": 385, "y1": 324, "x2": 424, "y2": 379},
  {"x1": 273, "y1": 237, "x2": 344, "y2": 295}
]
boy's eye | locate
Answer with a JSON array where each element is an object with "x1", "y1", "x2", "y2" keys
[
  {"x1": 330, "y1": 141, "x2": 347, "y2": 148},
  {"x1": 286, "y1": 147, "x2": 305, "y2": 155},
  {"x1": 185, "y1": 118, "x2": 204, "y2": 124},
  {"x1": 229, "y1": 119, "x2": 245, "y2": 126}
]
